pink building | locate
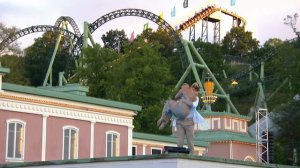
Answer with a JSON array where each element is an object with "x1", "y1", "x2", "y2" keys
[
  {"x1": 197, "y1": 112, "x2": 256, "y2": 161},
  {"x1": 0, "y1": 79, "x2": 141, "y2": 163}
]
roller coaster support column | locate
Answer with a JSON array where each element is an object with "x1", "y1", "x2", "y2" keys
[
  {"x1": 43, "y1": 22, "x2": 67, "y2": 86},
  {"x1": 213, "y1": 21, "x2": 220, "y2": 44},
  {"x1": 254, "y1": 61, "x2": 267, "y2": 110},
  {"x1": 255, "y1": 82, "x2": 267, "y2": 109},
  {"x1": 83, "y1": 22, "x2": 96, "y2": 49},
  {"x1": 249, "y1": 65, "x2": 253, "y2": 81},
  {"x1": 80, "y1": 21, "x2": 96, "y2": 69},
  {"x1": 176, "y1": 39, "x2": 239, "y2": 114},
  {"x1": 58, "y1": 72, "x2": 68, "y2": 86},
  {"x1": 175, "y1": 40, "x2": 205, "y2": 95},
  {"x1": 260, "y1": 61, "x2": 264, "y2": 82},
  {"x1": 190, "y1": 42, "x2": 238, "y2": 114},
  {"x1": 189, "y1": 25, "x2": 195, "y2": 42},
  {"x1": 233, "y1": 17, "x2": 240, "y2": 27},
  {"x1": 201, "y1": 19, "x2": 208, "y2": 42},
  {"x1": 248, "y1": 61, "x2": 269, "y2": 119}
]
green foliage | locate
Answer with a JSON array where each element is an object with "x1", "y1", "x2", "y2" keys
[
  {"x1": 77, "y1": 44, "x2": 118, "y2": 98},
  {"x1": 0, "y1": 22, "x2": 21, "y2": 56},
  {"x1": 107, "y1": 39, "x2": 173, "y2": 134},
  {"x1": 273, "y1": 100, "x2": 300, "y2": 165},
  {"x1": 136, "y1": 104, "x2": 172, "y2": 134},
  {"x1": 110, "y1": 38, "x2": 173, "y2": 106},
  {"x1": 194, "y1": 40, "x2": 226, "y2": 80},
  {"x1": 264, "y1": 38, "x2": 284, "y2": 48},
  {"x1": 139, "y1": 28, "x2": 177, "y2": 58},
  {"x1": 222, "y1": 27, "x2": 259, "y2": 57},
  {"x1": 23, "y1": 31, "x2": 73, "y2": 86},
  {"x1": 101, "y1": 29, "x2": 128, "y2": 53},
  {"x1": 0, "y1": 55, "x2": 30, "y2": 85},
  {"x1": 264, "y1": 41, "x2": 300, "y2": 110},
  {"x1": 78, "y1": 37, "x2": 174, "y2": 134},
  {"x1": 139, "y1": 28, "x2": 182, "y2": 82}
]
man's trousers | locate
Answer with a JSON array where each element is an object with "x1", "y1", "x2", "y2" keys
[{"x1": 176, "y1": 118, "x2": 194, "y2": 154}]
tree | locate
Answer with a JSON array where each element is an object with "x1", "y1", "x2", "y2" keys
[
  {"x1": 272, "y1": 100, "x2": 300, "y2": 165},
  {"x1": 283, "y1": 13, "x2": 300, "y2": 39},
  {"x1": 76, "y1": 44, "x2": 118, "y2": 98},
  {"x1": 194, "y1": 40, "x2": 226, "y2": 79},
  {"x1": 264, "y1": 38, "x2": 283, "y2": 48},
  {"x1": 139, "y1": 28, "x2": 182, "y2": 82},
  {"x1": 107, "y1": 38, "x2": 174, "y2": 134},
  {"x1": 101, "y1": 29, "x2": 128, "y2": 53},
  {"x1": 78, "y1": 36, "x2": 175, "y2": 134},
  {"x1": 0, "y1": 55, "x2": 30, "y2": 85},
  {"x1": 24, "y1": 31, "x2": 73, "y2": 86},
  {"x1": 0, "y1": 22, "x2": 21, "y2": 56},
  {"x1": 222, "y1": 27, "x2": 259, "y2": 57}
]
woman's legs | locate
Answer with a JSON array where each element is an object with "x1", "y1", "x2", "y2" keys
[{"x1": 157, "y1": 101, "x2": 173, "y2": 130}]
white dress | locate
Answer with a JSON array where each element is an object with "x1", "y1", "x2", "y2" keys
[{"x1": 173, "y1": 97, "x2": 209, "y2": 130}]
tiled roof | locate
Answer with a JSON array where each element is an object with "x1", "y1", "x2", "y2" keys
[
  {"x1": 133, "y1": 132, "x2": 210, "y2": 147},
  {"x1": 195, "y1": 130, "x2": 256, "y2": 143},
  {"x1": 0, "y1": 67, "x2": 10, "y2": 74},
  {"x1": 2, "y1": 82, "x2": 142, "y2": 112}
]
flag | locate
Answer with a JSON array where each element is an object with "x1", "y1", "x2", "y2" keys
[
  {"x1": 159, "y1": 12, "x2": 164, "y2": 19},
  {"x1": 129, "y1": 31, "x2": 134, "y2": 42},
  {"x1": 183, "y1": 0, "x2": 188, "y2": 8},
  {"x1": 230, "y1": 0, "x2": 236, "y2": 6},
  {"x1": 171, "y1": 5, "x2": 176, "y2": 17},
  {"x1": 143, "y1": 23, "x2": 149, "y2": 30}
]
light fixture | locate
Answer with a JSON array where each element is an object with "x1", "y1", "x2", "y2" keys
[
  {"x1": 231, "y1": 80, "x2": 238, "y2": 86},
  {"x1": 201, "y1": 80, "x2": 217, "y2": 104}
]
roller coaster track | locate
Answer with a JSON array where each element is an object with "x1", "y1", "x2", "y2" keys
[
  {"x1": 179, "y1": 5, "x2": 247, "y2": 31},
  {"x1": 72, "y1": 8, "x2": 181, "y2": 56},
  {"x1": 71, "y1": 8, "x2": 187, "y2": 68},
  {"x1": 54, "y1": 16, "x2": 81, "y2": 36},
  {"x1": 227, "y1": 48, "x2": 277, "y2": 81},
  {"x1": 0, "y1": 25, "x2": 80, "y2": 52},
  {"x1": 0, "y1": 10, "x2": 188, "y2": 76}
]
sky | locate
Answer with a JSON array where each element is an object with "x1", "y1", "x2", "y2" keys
[{"x1": 0, "y1": 0, "x2": 300, "y2": 49}]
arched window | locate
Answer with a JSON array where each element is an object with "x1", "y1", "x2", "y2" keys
[
  {"x1": 6, "y1": 119, "x2": 26, "y2": 161},
  {"x1": 106, "y1": 131, "x2": 120, "y2": 157},
  {"x1": 62, "y1": 126, "x2": 79, "y2": 160}
]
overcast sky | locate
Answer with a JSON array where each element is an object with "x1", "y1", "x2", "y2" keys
[{"x1": 1, "y1": 0, "x2": 300, "y2": 49}]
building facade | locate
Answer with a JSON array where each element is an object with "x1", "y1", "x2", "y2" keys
[
  {"x1": 196, "y1": 112, "x2": 257, "y2": 161},
  {"x1": 0, "y1": 82, "x2": 141, "y2": 163}
]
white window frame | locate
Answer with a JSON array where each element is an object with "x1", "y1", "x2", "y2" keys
[
  {"x1": 62, "y1": 126, "x2": 79, "y2": 160},
  {"x1": 132, "y1": 145, "x2": 137, "y2": 156},
  {"x1": 106, "y1": 131, "x2": 120, "y2": 157},
  {"x1": 151, "y1": 147, "x2": 162, "y2": 155},
  {"x1": 6, "y1": 119, "x2": 26, "y2": 162}
]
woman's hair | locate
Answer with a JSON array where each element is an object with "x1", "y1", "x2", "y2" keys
[{"x1": 192, "y1": 82, "x2": 199, "y2": 91}]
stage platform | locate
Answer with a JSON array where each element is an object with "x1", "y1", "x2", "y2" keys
[{"x1": 0, "y1": 153, "x2": 293, "y2": 168}]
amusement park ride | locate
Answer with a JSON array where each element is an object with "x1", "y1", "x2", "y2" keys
[{"x1": 0, "y1": 5, "x2": 278, "y2": 163}]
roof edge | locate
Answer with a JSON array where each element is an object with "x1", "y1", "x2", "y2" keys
[{"x1": 2, "y1": 82, "x2": 142, "y2": 112}]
